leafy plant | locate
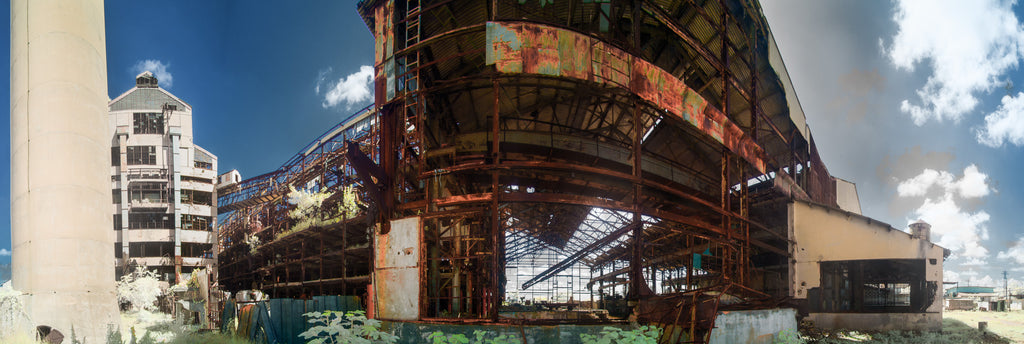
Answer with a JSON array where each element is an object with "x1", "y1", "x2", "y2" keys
[
  {"x1": 773, "y1": 328, "x2": 805, "y2": 344},
  {"x1": 580, "y1": 325, "x2": 662, "y2": 344},
  {"x1": 427, "y1": 330, "x2": 518, "y2": 344},
  {"x1": 299, "y1": 310, "x2": 398, "y2": 344}
]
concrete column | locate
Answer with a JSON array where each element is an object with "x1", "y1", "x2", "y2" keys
[
  {"x1": 10, "y1": 0, "x2": 119, "y2": 341},
  {"x1": 170, "y1": 127, "x2": 182, "y2": 282},
  {"x1": 118, "y1": 129, "x2": 130, "y2": 263}
]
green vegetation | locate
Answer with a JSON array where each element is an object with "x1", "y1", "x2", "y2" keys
[
  {"x1": 427, "y1": 330, "x2": 519, "y2": 344},
  {"x1": 299, "y1": 310, "x2": 398, "y2": 344},
  {"x1": 579, "y1": 325, "x2": 662, "y2": 344}
]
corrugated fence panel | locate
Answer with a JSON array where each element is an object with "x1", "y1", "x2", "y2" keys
[{"x1": 230, "y1": 296, "x2": 363, "y2": 344}]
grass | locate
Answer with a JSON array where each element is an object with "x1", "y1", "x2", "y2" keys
[{"x1": 800, "y1": 315, "x2": 1013, "y2": 344}]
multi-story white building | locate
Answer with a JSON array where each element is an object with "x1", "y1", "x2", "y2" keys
[{"x1": 109, "y1": 71, "x2": 217, "y2": 283}]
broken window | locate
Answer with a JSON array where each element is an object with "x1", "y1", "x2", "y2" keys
[
  {"x1": 129, "y1": 182, "x2": 170, "y2": 205},
  {"x1": 818, "y1": 259, "x2": 930, "y2": 313},
  {"x1": 126, "y1": 146, "x2": 157, "y2": 165},
  {"x1": 182, "y1": 243, "x2": 213, "y2": 258},
  {"x1": 181, "y1": 214, "x2": 212, "y2": 231},
  {"x1": 128, "y1": 242, "x2": 173, "y2": 257},
  {"x1": 180, "y1": 189, "x2": 212, "y2": 206},
  {"x1": 128, "y1": 212, "x2": 173, "y2": 229},
  {"x1": 133, "y1": 112, "x2": 164, "y2": 134}
]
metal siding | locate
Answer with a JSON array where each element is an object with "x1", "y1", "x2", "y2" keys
[{"x1": 485, "y1": 21, "x2": 767, "y2": 173}]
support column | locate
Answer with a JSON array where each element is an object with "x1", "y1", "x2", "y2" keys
[
  {"x1": 11, "y1": 0, "x2": 119, "y2": 340},
  {"x1": 170, "y1": 127, "x2": 183, "y2": 281}
]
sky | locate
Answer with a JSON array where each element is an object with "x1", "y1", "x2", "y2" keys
[{"x1": 2, "y1": 1, "x2": 1024, "y2": 290}]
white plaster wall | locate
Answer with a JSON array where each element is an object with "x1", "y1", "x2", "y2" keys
[{"x1": 11, "y1": 0, "x2": 119, "y2": 340}]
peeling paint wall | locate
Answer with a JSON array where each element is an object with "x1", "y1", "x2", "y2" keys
[
  {"x1": 789, "y1": 201, "x2": 944, "y2": 331},
  {"x1": 708, "y1": 309, "x2": 798, "y2": 344}
]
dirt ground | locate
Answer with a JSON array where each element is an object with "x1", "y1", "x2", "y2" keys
[{"x1": 945, "y1": 310, "x2": 1024, "y2": 344}]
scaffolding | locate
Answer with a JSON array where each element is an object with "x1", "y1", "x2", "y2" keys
[{"x1": 219, "y1": 1, "x2": 839, "y2": 342}]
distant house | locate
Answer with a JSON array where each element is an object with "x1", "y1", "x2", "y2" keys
[{"x1": 945, "y1": 286, "x2": 997, "y2": 311}]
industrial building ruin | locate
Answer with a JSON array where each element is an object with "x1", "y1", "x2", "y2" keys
[
  {"x1": 110, "y1": 72, "x2": 220, "y2": 284},
  {"x1": 217, "y1": 0, "x2": 947, "y2": 341}
]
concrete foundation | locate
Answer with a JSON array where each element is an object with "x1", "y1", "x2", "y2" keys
[
  {"x1": 708, "y1": 308, "x2": 799, "y2": 344},
  {"x1": 10, "y1": 0, "x2": 119, "y2": 342}
]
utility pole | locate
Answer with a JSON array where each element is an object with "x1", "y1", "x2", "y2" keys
[{"x1": 1004, "y1": 270, "x2": 1009, "y2": 301}]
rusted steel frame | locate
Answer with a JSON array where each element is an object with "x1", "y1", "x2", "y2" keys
[
  {"x1": 489, "y1": 79, "x2": 502, "y2": 321},
  {"x1": 423, "y1": 160, "x2": 775, "y2": 235},
  {"x1": 630, "y1": 91, "x2": 644, "y2": 301},
  {"x1": 394, "y1": 0, "x2": 456, "y2": 25},
  {"x1": 522, "y1": 221, "x2": 640, "y2": 290},
  {"x1": 640, "y1": 1, "x2": 789, "y2": 148}
]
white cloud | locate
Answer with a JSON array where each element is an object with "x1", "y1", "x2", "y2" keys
[
  {"x1": 131, "y1": 59, "x2": 173, "y2": 88},
  {"x1": 0, "y1": 248, "x2": 9, "y2": 256},
  {"x1": 998, "y1": 236, "x2": 1024, "y2": 264},
  {"x1": 885, "y1": 0, "x2": 1024, "y2": 125},
  {"x1": 896, "y1": 164, "x2": 991, "y2": 199},
  {"x1": 899, "y1": 165, "x2": 993, "y2": 259},
  {"x1": 977, "y1": 92, "x2": 1024, "y2": 147},
  {"x1": 319, "y1": 65, "x2": 374, "y2": 110}
]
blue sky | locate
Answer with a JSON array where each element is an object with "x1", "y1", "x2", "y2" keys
[{"x1": 3, "y1": 1, "x2": 1024, "y2": 289}]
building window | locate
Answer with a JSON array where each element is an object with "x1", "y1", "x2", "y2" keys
[
  {"x1": 126, "y1": 146, "x2": 157, "y2": 165},
  {"x1": 128, "y1": 212, "x2": 173, "y2": 229},
  {"x1": 133, "y1": 112, "x2": 164, "y2": 134},
  {"x1": 129, "y1": 182, "x2": 170, "y2": 205},
  {"x1": 111, "y1": 147, "x2": 120, "y2": 167},
  {"x1": 128, "y1": 242, "x2": 173, "y2": 258},
  {"x1": 181, "y1": 214, "x2": 212, "y2": 231},
  {"x1": 182, "y1": 243, "x2": 213, "y2": 258},
  {"x1": 113, "y1": 189, "x2": 121, "y2": 204},
  {"x1": 180, "y1": 189, "x2": 212, "y2": 206},
  {"x1": 182, "y1": 176, "x2": 213, "y2": 184},
  {"x1": 113, "y1": 214, "x2": 122, "y2": 230},
  {"x1": 194, "y1": 161, "x2": 213, "y2": 170}
]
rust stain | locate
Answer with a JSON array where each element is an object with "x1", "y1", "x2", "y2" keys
[{"x1": 485, "y1": 21, "x2": 767, "y2": 173}]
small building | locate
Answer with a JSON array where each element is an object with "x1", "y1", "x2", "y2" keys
[
  {"x1": 109, "y1": 72, "x2": 219, "y2": 283},
  {"x1": 790, "y1": 204, "x2": 947, "y2": 331}
]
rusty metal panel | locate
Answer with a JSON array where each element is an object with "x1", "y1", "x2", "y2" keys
[
  {"x1": 484, "y1": 21, "x2": 767, "y2": 173},
  {"x1": 486, "y1": 22, "x2": 592, "y2": 79},
  {"x1": 373, "y1": 217, "x2": 420, "y2": 320},
  {"x1": 373, "y1": 0, "x2": 394, "y2": 66}
]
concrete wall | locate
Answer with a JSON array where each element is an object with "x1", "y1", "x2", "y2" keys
[
  {"x1": 834, "y1": 178, "x2": 862, "y2": 215},
  {"x1": 10, "y1": 0, "x2": 119, "y2": 341},
  {"x1": 789, "y1": 201, "x2": 945, "y2": 331},
  {"x1": 708, "y1": 308, "x2": 798, "y2": 344}
]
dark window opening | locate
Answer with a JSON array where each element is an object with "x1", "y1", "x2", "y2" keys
[
  {"x1": 182, "y1": 243, "x2": 213, "y2": 258},
  {"x1": 128, "y1": 242, "x2": 174, "y2": 258},
  {"x1": 113, "y1": 214, "x2": 122, "y2": 230},
  {"x1": 114, "y1": 244, "x2": 123, "y2": 259},
  {"x1": 111, "y1": 147, "x2": 121, "y2": 166},
  {"x1": 180, "y1": 189, "x2": 212, "y2": 206},
  {"x1": 133, "y1": 112, "x2": 164, "y2": 134},
  {"x1": 194, "y1": 161, "x2": 213, "y2": 170},
  {"x1": 818, "y1": 259, "x2": 929, "y2": 313},
  {"x1": 127, "y1": 146, "x2": 157, "y2": 165},
  {"x1": 128, "y1": 212, "x2": 173, "y2": 229},
  {"x1": 113, "y1": 189, "x2": 121, "y2": 204}
]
